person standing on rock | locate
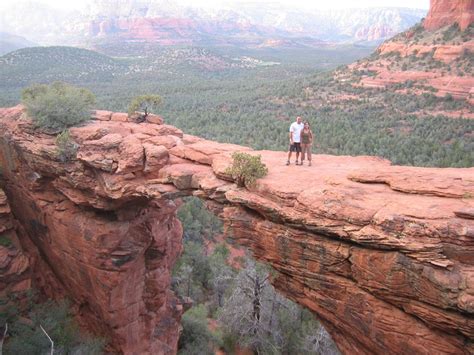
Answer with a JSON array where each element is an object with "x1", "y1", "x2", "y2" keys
[
  {"x1": 286, "y1": 116, "x2": 304, "y2": 165},
  {"x1": 300, "y1": 121, "x2": 313, "y2": 166}
]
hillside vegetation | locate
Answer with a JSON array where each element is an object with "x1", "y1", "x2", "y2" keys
[
  {"x1": 0, "y1": 32, "x2": 36, "y2": 56},
  {"x1": 0, "y1": 46, "x2": 128, "y2": 86},
  {"x1": 0, "y1": 43, "x2": 472, "y2": 168}
]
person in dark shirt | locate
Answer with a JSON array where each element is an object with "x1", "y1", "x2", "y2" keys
[{"x1": 300, "y1": 121, "x2": 313, "y2": 166}]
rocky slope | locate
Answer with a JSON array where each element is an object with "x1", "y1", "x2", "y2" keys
[
  {"x1": 0, "y1": 106, "x2": 473, "y2": 354},
  {"x1": 337, "y1": 0, "x2": 474, "y2": 110}
]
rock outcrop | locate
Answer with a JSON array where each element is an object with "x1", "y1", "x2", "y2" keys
[
  {"x1": 0, "y1": 106, "x2": 473, "y2": 354},
  {"x1": 335, "y1": 0, "x2": 474, "y2": 115},
  {"x1": 424, "y1": 0, "x2": 474, "y2": 31},
  {"x1": 0, "y1": 107, "x2": 184, "y2": 354},
  {"x1": 340, "y1": 0, "x2": 474, "y2": 113}
]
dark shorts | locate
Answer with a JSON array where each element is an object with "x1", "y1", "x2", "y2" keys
[{"x1": 289, "y1": 142, "x2": 301, "y2": 152}]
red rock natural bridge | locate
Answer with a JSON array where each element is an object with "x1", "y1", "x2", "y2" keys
[{"x1": 0, "y1": 106, "x2": 473, "y2": 354}]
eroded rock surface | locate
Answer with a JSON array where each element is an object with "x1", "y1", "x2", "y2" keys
[
  {"x1": 0, "y1": 106, "x2": 473, "y2": 354},
  {"x1": 424, "y1": 0, "x2": 474, "y2": 31},
  {"x1": 0, "y1": 189, "x2": 31, "y2": 303}
]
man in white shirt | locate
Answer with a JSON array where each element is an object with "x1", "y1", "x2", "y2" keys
[{"x1": 286, "y1": 116, "x2": 304, "y2": 165}]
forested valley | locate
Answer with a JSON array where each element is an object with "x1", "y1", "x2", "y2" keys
[{"x1": 1, "y1": 44, "x2": 471, "y2": 167}]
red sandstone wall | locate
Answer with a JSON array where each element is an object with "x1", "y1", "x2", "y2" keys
[
  {"x1": 0, "y1": 189, "x2": 31, "y2": 304},
  {"x1": 424, "y1": 0, "x2": 474, "y2": 31},
  {"x1": 0, "y1": 133, "x2": 184, "y2": 354}
]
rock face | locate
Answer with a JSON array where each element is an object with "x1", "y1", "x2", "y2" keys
[
  {"x1": 0, "y1": 107, "x2": 184, "y2": 354},
  {"x1": 0, "y1": 106, "x2": 473, "y2": 354},
  {"x1": 0, "y1": 188, "x2": 31, "y2": 303},
  {"x1": 424, "y1": 0, "x2": 474, "y2": 31}
]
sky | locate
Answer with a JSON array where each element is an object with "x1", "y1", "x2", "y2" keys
[{"x1": 2, "y1": 0, "x2": 430, "y2": 11}]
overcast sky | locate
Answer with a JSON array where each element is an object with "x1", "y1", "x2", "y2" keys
[{"x1": 2, "y1": 0, "x2": 430, "y2": 11}]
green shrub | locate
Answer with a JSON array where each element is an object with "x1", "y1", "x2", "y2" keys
[
  {"x1": 55, "y1": 130, "x2": 78, "y2": 162},
  {"x1": 178, "y1": 305, "x2": 215, "y2": 355},
  {"x1": 2, "y1": 299, "x2": 104, "y2": 354},
  {"x1": 128, "y1": 94, "x2": 162, "y2": 117},
  {"x1": 225, "y1": 152, "x2": 268, "y2": 188},
  {"x1": 0, "y1": 236, "x2": 12, "y2": 247},
  {"x1": 21, "y1": 82, "x2": 95, "y2": 131},
  {"x1": 443, "y1": 23, "x2": 460, "y2": 42},
  {"x1": 220, "y1": 331, "x2": 239, "y2": 354}
]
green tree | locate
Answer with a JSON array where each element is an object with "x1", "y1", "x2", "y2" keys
[
  {"x1": 21, "y1": 82, "x2": 95, "y2": 131},
  {"x1": 209, "y1": 244, "x2": 234, "y2": 308},
  {"x1": 218, "y1": 258, "x2": 340, "y2": 355},
  {"x1": 128, "y1": 94, "x2": 162, "y2": 118},
  {"x1": 1, "y1": 298, "x2": 104, "y2": 354},
  {"x1": 225, "y1": 152, "x2": 268, "y2": 188},
  {"x1": 173, "y1": 241, "x2": 212, "y2": 302},
  {"x1": 178, "y1": 305, "x2": 216, "y2": 355}
]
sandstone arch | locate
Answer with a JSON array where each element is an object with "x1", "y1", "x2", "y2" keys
[{"x1": 0, "y1": 107, "x2": 473, "y2": 354}]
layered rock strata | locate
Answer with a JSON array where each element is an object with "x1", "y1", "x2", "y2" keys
[
  {"x1": 343, "y1": 0, "x2": 474, "y2": 110},
  {"x1": 0, "y1": 108, "x2": 183, "y2": 354},
  {"x1": 0, "y1": 106, "x2": 473, "y2": 354},
  {"x1": 424, "y1": 0, "x2": 474, "y2": 31}
]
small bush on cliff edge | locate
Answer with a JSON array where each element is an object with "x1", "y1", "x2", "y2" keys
[
  {"x1": 21, "y1": 82, "x2": 95, "y2": 131},
  {"x1": 225, "y1": 152, "x2": 268, "y2": 188},
  {"x1": 55, "y1": 130, "x2": 78, "y2": 162},
  {"x1": 128, "y1": 94, "x2": 162, "y2": 119}
]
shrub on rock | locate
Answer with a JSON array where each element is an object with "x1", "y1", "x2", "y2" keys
[
  {"x1": 225, "y1": 152, "x2": 268, "y2": 188},
  {"x1": 55, "y1": 130, "x2": 78, "y2": 162},
  {"x1": 127, "y1": 94, "x2": 162, "y2": 120},
  {"x1": 21, "y1": 82, "x2": 95, "y2": 131}
]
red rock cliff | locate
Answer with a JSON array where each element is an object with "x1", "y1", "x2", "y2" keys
[
  {"x1": 0, "y1": 188, "x2": 31, "y2": 305},
  {"x1": 424, "y1": 0, "x2": 474, "y2": 31},
  {"x1": 0, "y1": 106, "x2": 473, "y2": 354},
  {"x1": 0, "y1": 107, "x2": 184, "y2": 354}
]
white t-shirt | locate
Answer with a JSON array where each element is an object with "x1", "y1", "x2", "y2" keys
[{"x1": 289, "y1": 122, "x2": 304, "y2": 143}]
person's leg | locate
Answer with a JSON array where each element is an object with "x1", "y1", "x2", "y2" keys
[
  {"x1": 295, "y1": 143, "x2": 301, "y2": 164},
  {"x1": 308, "y1": 144, "x2": 312, "y2": 166},
  {"x1": 301, "y1": 144, "x2": 307, "y2": 164},
  {"x1": 287, "y1": 145, "x2": 293, "y2": 165}
]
